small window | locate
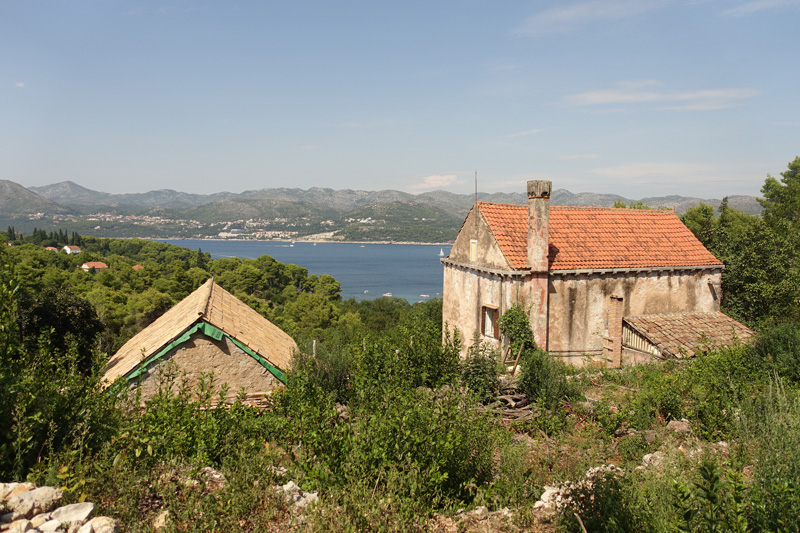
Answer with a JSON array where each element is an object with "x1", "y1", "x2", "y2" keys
[
  {"x1": 469, "y1": 239, "x2": 478, "y2": 262},
  {"x1": 481, "y1": 305, "x2": 499, "y2": 339}
]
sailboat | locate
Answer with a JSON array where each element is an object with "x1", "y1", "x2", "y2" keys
[{"x1": 438, "y1": 248, "x2": 445, "y2": 257}]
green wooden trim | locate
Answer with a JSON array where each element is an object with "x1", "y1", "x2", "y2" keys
[{"x1": 125, "y1": 320, "x2": 286, "y2": 384}]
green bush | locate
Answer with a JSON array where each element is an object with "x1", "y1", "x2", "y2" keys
[
  {"x1": 460, "y1": 335, "x2": 501, "y2": 403},
  {"x1": 738, "y1": 378, "x2": 800, "y2": 530},
  {"x1": 751, "y1": 321, "x2": 800, "y2": 384},
  {"x1": 519, "y1": 348, "x2": 581, "y2": 410}
]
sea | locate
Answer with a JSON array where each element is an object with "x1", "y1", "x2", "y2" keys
[{"x1": 159, "y1": 240, "x2": 452, "y2": 303}]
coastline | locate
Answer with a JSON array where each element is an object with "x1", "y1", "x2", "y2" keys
[{"x1": 152, "y1": 237, "x2": 454, "y2": 246}]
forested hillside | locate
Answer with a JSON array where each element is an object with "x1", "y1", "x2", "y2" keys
[{"x1": 1, "y1": 158, "x2": 799, "y2": 531}]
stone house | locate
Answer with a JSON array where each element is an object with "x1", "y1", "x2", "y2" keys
[
  {"x1": 63, "y1": 245, "x2": 81, "y2": 254},
  {"x1": 441, "y1": 180, "x2": 752, "y2": 367},
  {"x1": 80, "y1": 261, "x2": 108, "y2": 272},
  {"x1": 102, "y1": 279, "x2": 297, "y2": 403}
]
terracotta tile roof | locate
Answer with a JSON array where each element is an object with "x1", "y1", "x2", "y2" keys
[
  {"x1": 624, "y1": 312, "x2": 754, "y2": 358},
  {"x1": 102, "y1": 279, "x2": 297, "y2": 387},
  {"x1": 81, "y1": 261, "x2": 108, "y2": 270},
  {"x1": 476, "y1": 203, "x2": 722, "y2": 271}
]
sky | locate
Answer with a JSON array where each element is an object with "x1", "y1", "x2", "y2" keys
[{"x1": 2, "y1": 1, "x2": 798, "y2": 199}]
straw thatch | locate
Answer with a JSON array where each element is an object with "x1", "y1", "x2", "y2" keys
[{"x1": 102, "y1": 279, "x2": 297, "y2": 387}]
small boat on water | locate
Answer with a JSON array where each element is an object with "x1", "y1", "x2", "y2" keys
[
  {"x1": 438, "y1": 248, "x2": 444, "y2": 257},
  {"x1": 363, "y1": 290, "x2": 369, "y2": 294},
  {"x1": 382, "y1": 292, "x2": 392, "y2": 297},
  {"x1": 420, "y1": 294, "x2": 430, "y2": 298}
]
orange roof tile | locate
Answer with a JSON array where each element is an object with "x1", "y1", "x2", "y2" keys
[
  {"x1": 81, "y1": 261, "x2": 108, "y2": 269},
  {"x1": 624, "y1": 312, "x2": 754, "y2": 358},
  {"x1": 477, "y1": 203, "x2": 722, "y2": 271}
]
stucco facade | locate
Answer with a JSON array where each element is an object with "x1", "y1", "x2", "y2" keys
[
  {"x1": 442, "y1": 180, "x2": 728, "y2": 366},
  {"x1": 134, "y1": 333, "x2": 282, "y2": 402}
]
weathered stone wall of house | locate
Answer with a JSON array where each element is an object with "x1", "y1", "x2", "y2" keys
[
  {"x1": 447, "y1": 208, "x2": 511, "y2": 270},
  {"x1": 134, "y1": 332, "x2": 281, "y2": 401},
  {"x1": 547, "y1": 268, "x2": 722, "y2": 366},
  {"x1": 442, "y1": 266, "x2": 548, "y2": 355}
]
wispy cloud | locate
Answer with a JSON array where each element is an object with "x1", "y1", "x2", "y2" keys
[
  {"x1": 507, "y1": 129, "x2": 544, "y2": 138},
  {"x1": 561, "y1": 153, "x2": 599, "y2": 160},
  {"x1": 407, "y1": 174, "x2": 464, "y2": 192},
  {"x1": 722, "y1": 0, "x2": 800, "y2": 17},
  {"x1": 513, "y1": 0, "x2": 708, "y2": 36},
  {"x1": 15, "y1": 82, "x2": 24, "y2": 88},
  {"x1": 563, "y1": 80, "x2": 758, "y2": 110}
]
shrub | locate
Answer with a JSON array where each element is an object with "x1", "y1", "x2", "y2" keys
[
  {"x1": 518, "y1": 348, "x2": 581, "y2": 410},
  {"x1": 751, "y1": 321, "x2": 800, "y2": 384},
  {"x1": 460, "y1": 334, "x2": 501, "y2": 403},
  {"x1": 738, "y1": 378, "x2": 800, "y2": 530}
]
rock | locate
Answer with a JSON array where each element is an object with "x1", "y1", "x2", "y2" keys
[
  {"x1": 296, "y1": 492, "x2": 319, "y2": 509},
  {"x1": 277, "y1": 480, "x2": 318, "y2": 509},
  {"x1": 51, "y1": 502, "x2": 94, "y2": 525},
  {"x1": 6, "y1": 487, "x2": 63, "y2": 518},
  {"x1": 0, "y1": 485, "x2": 34, "y2": 503},
  {"x1": 464, "y1": 506, "x2": 488, "y2": 520},
  {"x1": 666, "y1": 419, "x2": 691, "y2": 433},
  {"x1": 1, "y1": 513, "x2": 21, "y2": 524},
  {"x1": 534, "y1": 486, "x2": 563, "y2": 511},
  {"x1": 30, "y1": 513, "x2": 51, "y2": 528},
  {"x1": 641, "y1": 452, "x2": 664, "y2": 468},
  {"x1": 77, "y1": 516, "x2": 119, "y2": 533},
  {"x1": 38, "y1": 520, "x2": 62, "y2": 533},
  {"x1": 4, "y1": 519, "x2": 32, "y2": 533},
  {"x1": 152, "y1": 510, "x2": 169, "y2": 531}
]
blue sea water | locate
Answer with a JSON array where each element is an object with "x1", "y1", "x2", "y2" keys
[{"x1": 160, "y1": 240, "x2": 452, "y2": 303}]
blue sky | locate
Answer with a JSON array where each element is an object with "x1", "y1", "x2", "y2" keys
[{"x1": 2, "y1": 1, "x2": 798, "y2": 198}]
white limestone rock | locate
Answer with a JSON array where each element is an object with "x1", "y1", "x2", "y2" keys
[
  {"x1": 0, "y1": 484, "x2": 34, "y2": 503},
  {"x1": 77, "y1": 516, "x2": 119, "y2": 533},
  {"x1": 666, "y1": 418, "x2": 691, "y2": 433},
  {"x1": 4, "y1": 519, "x2": 32, "y2": 533},
  {"x1": 38, "y1": 519, "x2": 63, "y2": 533},
  {"x1": 6, "y1": 487, "x2": 63, "y2": 518},
  {"x1": 51, "y1": 502, "x2": 94, "y2": 525}
]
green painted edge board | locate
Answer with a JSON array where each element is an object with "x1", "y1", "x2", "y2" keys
[{"x1": 125, "y1": 320, "x2": 286, "y2": 384}]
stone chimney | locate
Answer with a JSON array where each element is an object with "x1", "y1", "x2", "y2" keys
[{"x1": 527, "y1": 180, "x2": 552, "y2": 272}]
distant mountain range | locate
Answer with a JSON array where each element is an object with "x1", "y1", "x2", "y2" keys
[
  {"x1": 1, "y1": 179, "x2": 763, "y2": 242},
  {"x1": 23, "y1": 180, "x2": 763, "y2": 216}
]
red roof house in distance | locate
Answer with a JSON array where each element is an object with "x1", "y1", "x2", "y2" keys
[
  {"x1": 63, "y1": 245, "x2": 82, "y2": 254},
  {"x1": 441, "y1": 180, "x2": 752, "y2": 367},
  {"x1": 81, "y1": 261, "x2": 109, "y2": 272},
  {"x1": 132, "y1": 264, "x2": 144, "y2": 271}
]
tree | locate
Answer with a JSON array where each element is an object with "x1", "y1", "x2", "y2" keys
[
  {"x1": 18, "y1": 288, "x2": 104, "y2": 374},
  {"x1": 759, "y1": 156, "x2": 800, "y2": 224},
  {"x1": 613, "y1": 199, "x2": 651, "y2": 209}
]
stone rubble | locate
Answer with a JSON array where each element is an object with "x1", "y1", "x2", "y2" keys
[
  {"x1": 0, "y1": 483, "x2": 118, "y2": 533},
  {"x1": 275, "y1": 480, "x2": 319, "y2": 510},
  {"x1": 532, "y1": 464, "x2": 625, "y2": 517}
]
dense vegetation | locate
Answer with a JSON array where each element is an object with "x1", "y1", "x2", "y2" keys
[{"x1": 1, "y1": 157, "x2": 799, "y2": 531}]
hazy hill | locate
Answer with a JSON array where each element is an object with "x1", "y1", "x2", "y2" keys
[
  {"x1": 11, "y1": 179, "x2": 765, "y2": 223},
  {"x1": 182, "y1": 197, "x2": 338, "y2": 224},
  {"x1": 0, "y1": 180, "x2": 69, "y2": 216},
  {"x1": 240, "y1": 187, "x2": 416, "y2": 211},
  {"x1": 30, "y1": 181, "x2": 234, "y2": 211},
  {"x1": 336, "y1": 201, "x2": 463, "y2": 242}
]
